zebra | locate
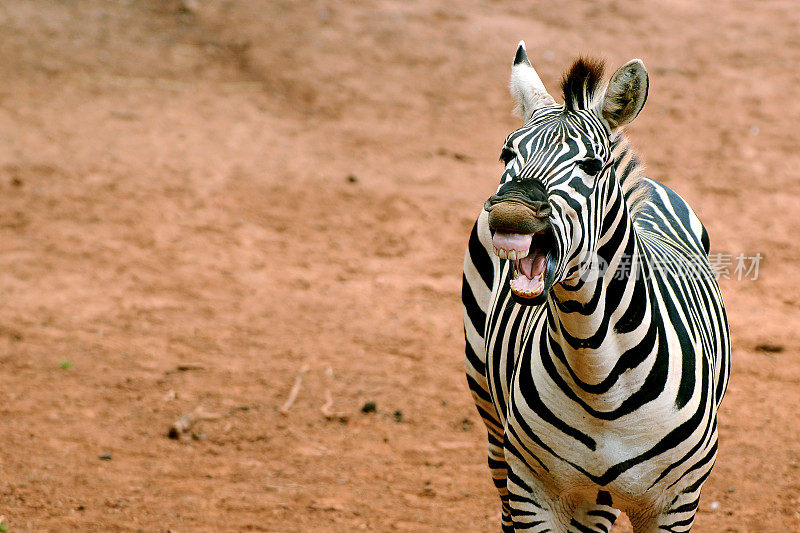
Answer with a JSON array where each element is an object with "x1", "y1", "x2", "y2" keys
[{"x1": 462, "y1": 42, "x2": 730, "y2": 533}]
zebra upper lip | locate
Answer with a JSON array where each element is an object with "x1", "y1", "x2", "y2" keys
[{"x1": 484, "y1": 196, "x2": 552, "y2": 218}]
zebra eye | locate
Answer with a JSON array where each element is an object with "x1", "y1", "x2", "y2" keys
[
  {"x1": 500, "y1": 147, "x2": 516, "y2": 165},
  {"x1": 577, "y1": 158, "x2": 602, "y2": 176}
]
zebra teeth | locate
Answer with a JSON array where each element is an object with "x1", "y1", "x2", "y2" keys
[
  {"x1": 492, "y1": 232, "x2": 534, "y2": 260},
  {"x1": 493, "y1": 247, "x2": 529, "y2": 261}
]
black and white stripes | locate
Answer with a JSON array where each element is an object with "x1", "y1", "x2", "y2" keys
[{"x1": 462, "y1": 45, "x2": 730, "y2": 533}]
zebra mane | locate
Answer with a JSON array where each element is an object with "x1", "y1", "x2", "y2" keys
[
  {"x1": 611, "y1": 135, "x2": 651, "y2": 220},
  {"x1": 561, "y1": 57, "x2": 605, "y2": 111}
]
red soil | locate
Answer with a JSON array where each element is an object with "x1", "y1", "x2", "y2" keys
[{"x1": 0, "y1": 1, "x2": 798, "y2": 531}]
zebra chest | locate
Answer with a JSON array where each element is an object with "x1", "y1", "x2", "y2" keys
[
  {"x1": 495, "y1": 326, "x2": 679, "y2": 495},
  {"x1": 506, "y1": 392, "x2": 671, "y2": 498}
]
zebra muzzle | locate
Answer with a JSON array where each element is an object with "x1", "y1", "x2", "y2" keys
[{"x1": 485, "y1": 200, "x2": 551, "y2": 235}]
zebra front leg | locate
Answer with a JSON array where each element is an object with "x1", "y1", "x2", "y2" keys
[
  {"x1": 504, "y1": 453, "x2": 567, "y2": 532},
  {"x1": 628, "y1": 493, "x2": 700, "y2": 533},
  {"x1": 626, "y1": 475, "x2": 706, "y2": 533},
  {"x1": 628, "y1": 512, "x2": 695, "y2": 533},
  {"x1": 485, "y1": 433, "x2": 514, "y2": 532},
  {"x1": 465, "y1": 354, "x2": 513, "y2": 530}
]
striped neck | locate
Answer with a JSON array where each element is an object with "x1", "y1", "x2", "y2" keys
[{"x1": 547, "y1": 143, "x2": 653, "y2": 395}]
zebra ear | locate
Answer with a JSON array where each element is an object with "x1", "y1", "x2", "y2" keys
[
  {"x1": 510, "y1": 41, "x2": 555, "y2": 121},
  {"x1": 600, "y1": 59, "x2": 649, "y2": 131}
]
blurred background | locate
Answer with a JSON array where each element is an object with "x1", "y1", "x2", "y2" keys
[{"x1": 0, "y1": 1, "x2": 797, "y2": 531}]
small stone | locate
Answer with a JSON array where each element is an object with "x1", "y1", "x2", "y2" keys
[
  {"x1": 179, "y1": 0, "x2": 199, "y2": 13},
  {"x1": 361, "y1": 401, "x2": 377, "y2": 413},
  {"x1": 176, "y1": 363, "x2": 205, "y2": 371},
  {"x1": 754, "y1": 343, "x2": 784, "y2": 353},
  {"x1": 99, "y1": 453, "x2": 112, "y2": 461},
  {"x1": 393, "y1": 410, "x2": 403, "y2": 423},
  {"x1": 346, "y1": 174, "x2": 358, "y2": 183},
  {"x1": 709, "y1": 501, "x2": 720, "y2": 511}
]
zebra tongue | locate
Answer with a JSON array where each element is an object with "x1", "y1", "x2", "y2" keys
[
  {"x1": 519, "y1": 252, "x2": 547, "y2": 280},
  {"x1": 492, "y1": 232, "x2": 533, "y2": 252}
]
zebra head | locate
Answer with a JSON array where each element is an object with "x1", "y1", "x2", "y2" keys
[{"x1": 485, "y1": 42, "x2": 648, "y2": 306}]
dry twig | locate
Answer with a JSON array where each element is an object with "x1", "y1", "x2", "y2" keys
[
  {"x1": 279, "y1": 363, "x2": 310, "y2": 414},
  {"x1": 319, "y1": 365, "x2": 348, "y2": 422},
  {"x1": 320, "y1": 389, "x2": 334, "y2": 418}
]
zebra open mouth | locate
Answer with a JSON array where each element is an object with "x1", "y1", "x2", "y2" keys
[{"x1": 492, "y1": 230, "x2": 556, "y2": 300}]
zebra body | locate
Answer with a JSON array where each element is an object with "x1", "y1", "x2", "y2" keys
[{"x1": 462, "y1": 43, "x2": 730, "y2": 533}]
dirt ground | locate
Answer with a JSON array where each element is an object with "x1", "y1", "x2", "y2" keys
[{"x1": 0, "y1": 1, "x2": 798, "y2": 531}]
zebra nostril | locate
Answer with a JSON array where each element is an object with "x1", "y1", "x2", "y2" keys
[
  {"x1": 530, "y1": 201, "x2": 552, "y2": 218},
  {"x1": 485, "y1": 194, "x2": 505, "y2": 212}
]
